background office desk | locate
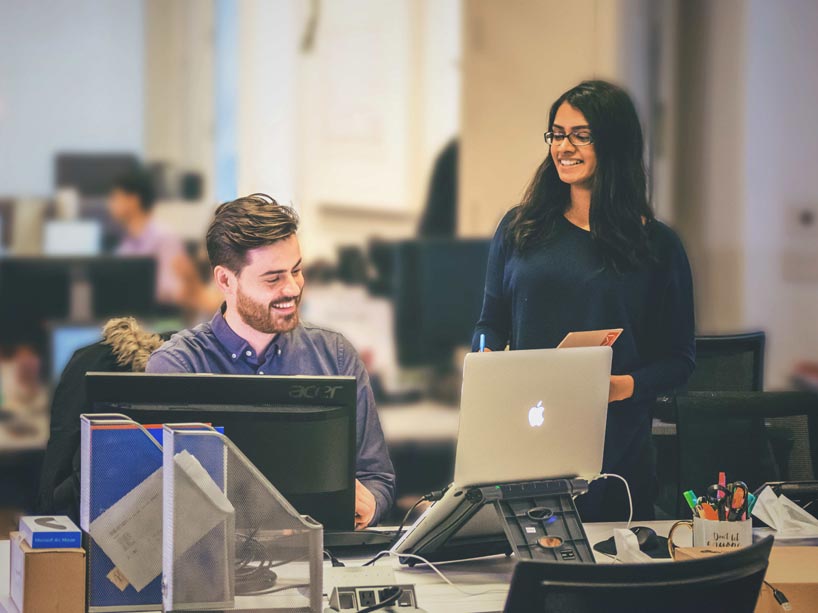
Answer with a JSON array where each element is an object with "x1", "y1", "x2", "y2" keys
[{"x1": 0, "y1": 521, "x2": 688, "y2": 613}]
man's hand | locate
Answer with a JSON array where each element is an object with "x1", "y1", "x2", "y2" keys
[
  {"x1": 609, "y1": 375, "x2": 635, "y2": 403},
  {"x1": 354, "y1": 479, "x2": 377, "y2": 530}
]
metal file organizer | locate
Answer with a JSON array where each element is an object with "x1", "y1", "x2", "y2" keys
[
  {"x1": 162, "y1": 424, "x2": 323, "y2": 613},
  {"x1": 80, "y1": 414, "x2": 165, "y2": 612}
]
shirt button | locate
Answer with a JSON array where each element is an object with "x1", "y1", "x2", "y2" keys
[
  {"x1": 231, "y1": 353, "x2": 237, "y2": 359},
  {"x1": 246, "y1": 350, "x2": 252, "y2": 357},
  {"x1": 258, "y1": 371, "x2": 264, "y2": 375},
  {"x1": 277, "y1": 348, "x2": 282, "y2": 356}
]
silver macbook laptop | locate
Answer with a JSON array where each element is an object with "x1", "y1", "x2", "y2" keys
[{"x1": 394, "y1": 346, "x2": 612, "y2": 555}]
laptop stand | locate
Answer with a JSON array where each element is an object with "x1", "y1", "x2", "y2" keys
[
  {"x1": 400, "y1": 478, "x2": 595, "y2": 565},
  {"x1": 485, "y1": 478, "x2": 595, "y2": 563}
]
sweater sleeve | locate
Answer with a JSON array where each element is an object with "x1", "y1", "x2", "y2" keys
[
  {"x1": 630, "y1": 228, "x2": 696, "y2": 401},
  {"x1": 472, "y1": 211, "x2": 514, "y2": 351},
  {"x1": 338, "y1": 335, "x2": 396, "y2": 526}
]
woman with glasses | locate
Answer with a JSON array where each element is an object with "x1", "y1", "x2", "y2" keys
[{"x1": 472, "y1": 80, "x2": 695, "y2": 521}]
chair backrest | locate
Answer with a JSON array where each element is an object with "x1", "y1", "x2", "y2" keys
[
  {"x1": 688, "y1": 332, "x2": 765, "y2": 392},
  {"x1": 676, "y1": 392, "x2": 818, "y2": 513},
  {"x1": 504, "y1": 535, "x2": 774, "y2": 613}
]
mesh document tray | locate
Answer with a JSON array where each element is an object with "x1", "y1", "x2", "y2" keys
[
  {"x1": 80, "y1": 413, "x2": 166, "y2": 612},
  {"x1": 162, "y1": 424, "x2": 323, "y2": 613}
]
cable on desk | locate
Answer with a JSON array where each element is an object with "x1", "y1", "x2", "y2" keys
[
  {"x1": 592, "y1": 473, "x2": 633, "y2": 529},
  {"x1": 764, "y1": 580, "x2": 792, "y2": 611},
  {"x1": 235, "y1": 530, "x2": 309, "y2": 595},
  {"x1": 364, "y1": 550, "x2": 507, "y2": 597},
  {"x1": 361, "y1": 489, "x2": 444, "y2": 567},
  {"x1": 324, "y1": 549, "x2": 345, "y2": 567}
]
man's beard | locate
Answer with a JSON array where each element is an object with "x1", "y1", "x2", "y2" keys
[{"x1": 236, "y1": 287, "x2": 300, "y2": 334}]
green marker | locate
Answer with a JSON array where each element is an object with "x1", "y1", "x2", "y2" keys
[{"x1": 683, "y1": 490, "x2": 698, "y2": 514}]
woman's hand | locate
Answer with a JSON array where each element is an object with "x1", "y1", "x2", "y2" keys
[{"x1": 608, "y1": 375, "x2": 634, "y2": 403}]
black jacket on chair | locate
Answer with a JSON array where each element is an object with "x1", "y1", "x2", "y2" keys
[{"x1": 36, "y1": 319, "x2": 171, "y2": 522}]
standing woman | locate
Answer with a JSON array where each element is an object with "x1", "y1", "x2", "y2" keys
[{"x1": 472, "y1": 80, "x2": 695, "y2": 521}]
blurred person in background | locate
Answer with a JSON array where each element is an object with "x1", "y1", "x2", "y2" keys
[
  {"x1": 417, "y1": 138, "x2": 459, "y2": 238},
  {"x1": 107, "y1": 168, "x2": 188, "y2": 306},
  {"x1": 472, "y1": 80, "x2": 695, "y2": 522},
  {"x1": 146, "y1": 193, "x2": 395, "y2": 528}
]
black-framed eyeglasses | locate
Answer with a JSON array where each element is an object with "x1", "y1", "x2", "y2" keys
[{"x1": 544, "y1": 131, "x2": 594, "y2": 147}]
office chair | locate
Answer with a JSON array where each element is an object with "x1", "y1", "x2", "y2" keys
[
  {"x1": 676, "y1": 392, "x2": 818, "y2": 514},
  {"x1": 504, "y1": 535, "x2": 774, "y2": 613},
  {"x1": 656, "y1": 332, "x2": 764, "y2": 516},
  {"x1": 688, "y1": 332, "x2": 765, "y2": 392}
]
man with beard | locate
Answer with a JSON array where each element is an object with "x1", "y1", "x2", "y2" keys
[{"x1": 146, "y1": 193, "x2": 395, "y2": 528}]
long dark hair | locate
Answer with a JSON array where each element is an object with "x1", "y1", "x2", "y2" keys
[{"x1": 507, "y1": 80, "x2": 654, "y2": 271}]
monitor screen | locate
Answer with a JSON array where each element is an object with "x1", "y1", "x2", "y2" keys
[
  {"x1": 55, "y1": 153, "x2": 139, "y2": 197},
  {"x1": 0, "y1": 257, "x2": 162, "y2": 342},
  {"x1": 85, "y1": 372, "x2": 357, "y2": 531},
  {"x1": 50, "y1": 324, "x2": 103, "y2": 382},
  {"x1": 393, "y1": 239, "x2": 491, "y2": 367},
  {"x1": 43, "y1": 220, "x2": 102, "y2": 256}
]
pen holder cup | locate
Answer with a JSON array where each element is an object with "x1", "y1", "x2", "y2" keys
[{"x1": 668, "y1": 517, "x2": 753, "y2": 558}]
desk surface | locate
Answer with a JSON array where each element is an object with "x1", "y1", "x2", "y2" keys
[{"x1": 0, "y1": 520, "x2": 688, "y2": 613}]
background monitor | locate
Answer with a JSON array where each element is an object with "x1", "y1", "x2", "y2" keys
[
  {"x1": 85, "y1": 372, "x2": 357, "y2": 531},
  {"x1": 49, "y1": 323, "x2": 103, "y2": 383},
  {"x1": 392, "y1": 238, "x2": 491, "y2": 367},
  {"x1": 43, "y1": 220, "x2": 102, "y2": 256},
  {"x1": 0, "y1": 257, "x2": 161, "y2": 346},
  {"x1": 54, "y1": 152, "x2": 140, "y2": 197}
]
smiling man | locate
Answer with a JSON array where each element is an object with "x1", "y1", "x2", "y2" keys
[{"x1": 146, "y1": 193, "x2": 395, "y2": 528}]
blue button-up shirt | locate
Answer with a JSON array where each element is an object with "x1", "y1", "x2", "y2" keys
[{"x1": 146, "y1": 310, "x2": 396, "y2": 525}]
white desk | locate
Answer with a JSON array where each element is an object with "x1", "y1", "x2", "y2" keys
[{"x1": 0, "y1": 521, "x2": 688, "y2": 613}]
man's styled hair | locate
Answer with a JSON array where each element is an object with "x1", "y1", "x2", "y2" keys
[
  {"x1": 113, "y1": 168, "x2": 156, "y2": 212},
  {"x1": 206, "y1": 193, "x2": 299, "y2": 273}
]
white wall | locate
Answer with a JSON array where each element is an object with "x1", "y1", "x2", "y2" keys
[
  {"x1": 743, "y1": 0, "x2": 818, "y2": 387},
  {"x1": 674, "y1": 0, "x2": 818, "y2": 388},
  {"x1": 144, "y1": 0, "x2": 215, "y2": 204},
  {"x1": 459, "y1": 0, "x2": 658, "y2": 236},
  {"x1": 232, "y1": 0, "x2": 461, "y2": 261},
  {"x1": 0, "y1": 0, "x2": 144, "y2": 196}
]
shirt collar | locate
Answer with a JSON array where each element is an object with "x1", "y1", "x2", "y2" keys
[{"x1": 210, "y1": 305, "x2": 287, "y2": 363}]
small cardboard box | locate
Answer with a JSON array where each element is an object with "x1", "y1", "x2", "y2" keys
[
  {"x1": 9, "y1": 531, "x2": 85, "y2": 613},
  {"x1": 675, "y1": 546, "x2": 818, "y2": 612}
]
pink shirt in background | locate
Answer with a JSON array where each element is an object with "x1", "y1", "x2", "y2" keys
[{"x1": 116, "y1": 220, "x2": 184, "y2": 304}]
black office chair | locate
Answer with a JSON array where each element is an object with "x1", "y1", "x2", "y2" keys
[
  {"x1": 676, "y1": 392, "x2": 818, "y2": 512},
  {"x1": 688, "y1": 332, "x2": 765, "y2": 392},
  {"x1": 655, "y1": 332, "x2": 765, "y2": 517},
  {"x1": 504, "y1": 535, "x2": 774, "y2": 613}
]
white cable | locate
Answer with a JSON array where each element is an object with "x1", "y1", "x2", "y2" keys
[
  {"x1": 593, "y1": 473, "x2": 633, "y2": 529},
  {"x1": 363, "y1": 550, "x2": 508, "y2": 597}
]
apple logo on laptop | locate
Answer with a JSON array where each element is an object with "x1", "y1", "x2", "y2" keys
[{"x1": 528, "y1": 401, "x2": 545, "y2": 427}]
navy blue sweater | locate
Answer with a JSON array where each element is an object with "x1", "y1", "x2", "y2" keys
[{"x1": 472, "y1": 211, "x2": 695, "y2": 470}]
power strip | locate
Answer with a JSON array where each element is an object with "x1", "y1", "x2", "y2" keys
[{"x1": 327, "y1": 584, "x2": 422, "y2": 611}]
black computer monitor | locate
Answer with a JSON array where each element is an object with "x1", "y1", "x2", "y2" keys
[
  {"x1": 85, "y1": 372, "x2": 357, "y2": 531},
  {"x1": 0, "y1": 257, "x2": 162, "y2": 345},
  {"x1": 393, "y1": 238, "x2": 491, "y2": 366},
  {"x1": 55, "y1": 153, "x2": 140, "y2": 197}
]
